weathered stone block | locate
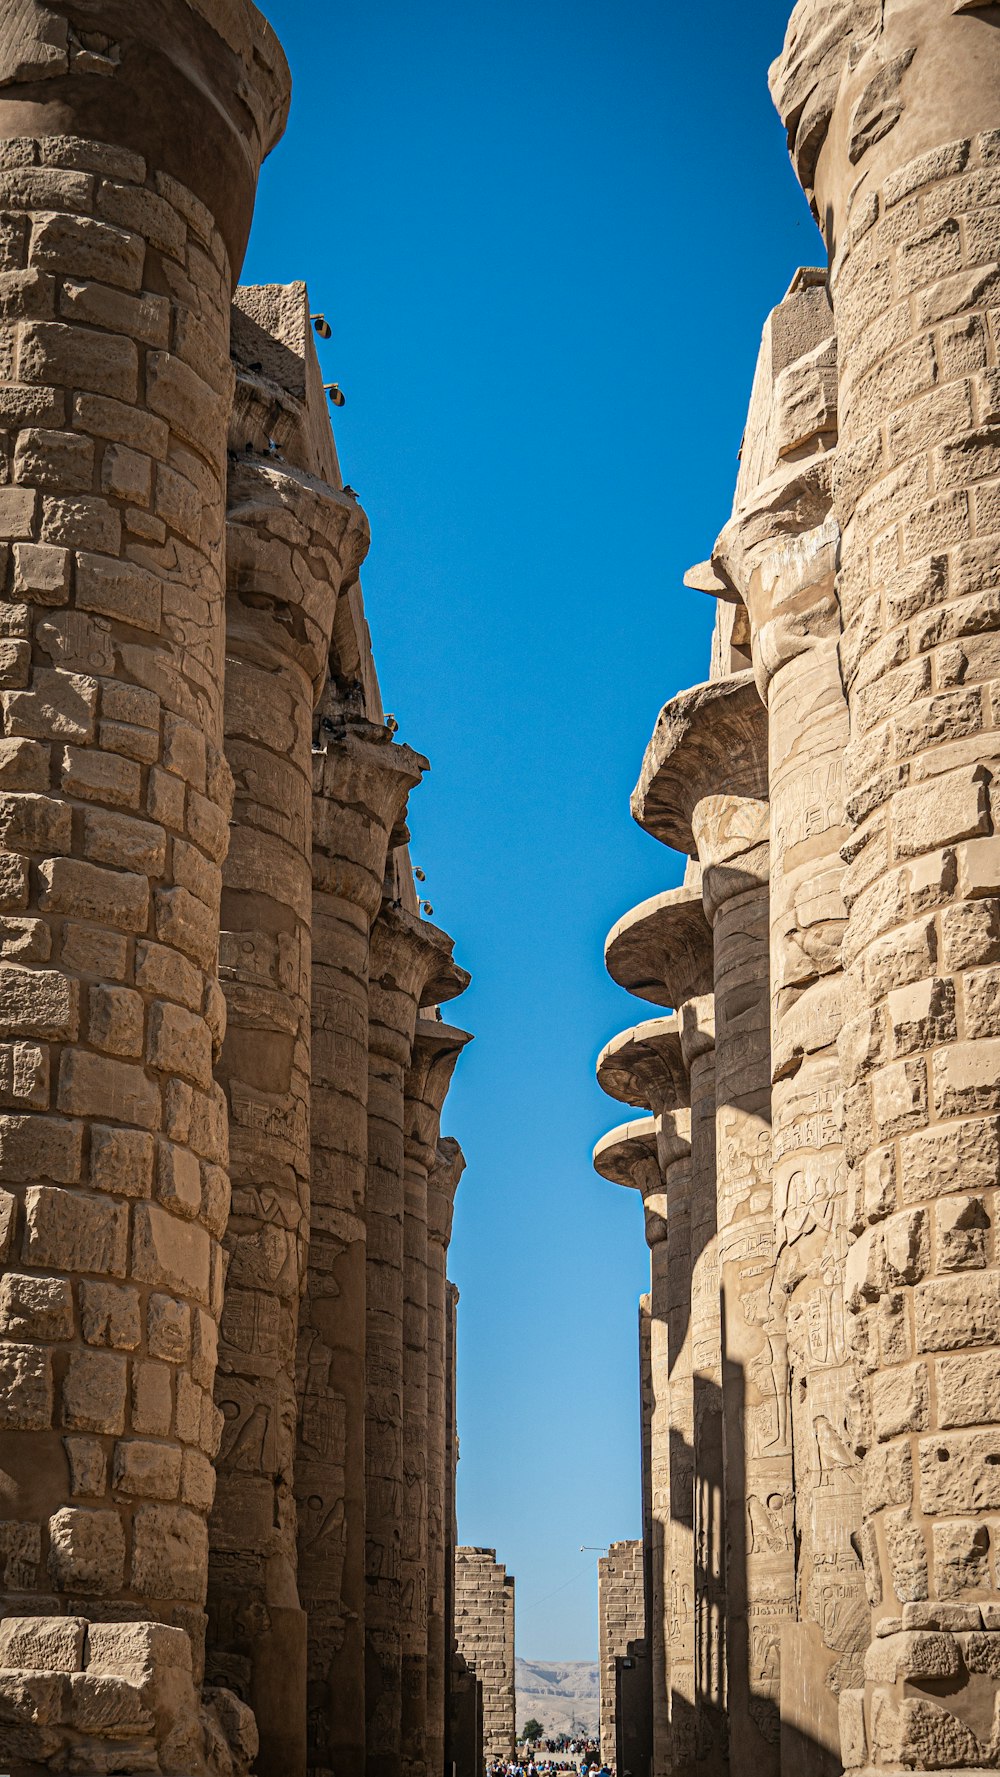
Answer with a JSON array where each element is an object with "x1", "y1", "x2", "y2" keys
[
  {"x1": 62, "y1": 1349, "x2": 126, "y2": 1434},
  {"x1": 23, "y1": 1184, "x2": 127, "y2": 1276},
  {"x1": 0, "y1": 1270, "x2": 73, "y2": 1341},
  {"x1": 132, "y1": 1202, "x2": 210, "y2": 1303},
  {"x1": 130, "y1": 1502, "x2": 208, "y2": 1602},
  {"x1": 47, "y1": 1506, "x2": 125, "y2": 1592}
]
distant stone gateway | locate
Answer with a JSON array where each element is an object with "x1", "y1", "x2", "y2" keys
[{"x1": 596, "y1": 4, "x2": 1000, "y2": 1776}]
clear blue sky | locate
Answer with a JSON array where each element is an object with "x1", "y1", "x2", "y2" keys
[{"x1": 245, "y1": 0, "x2": 821, "y2": 1662}]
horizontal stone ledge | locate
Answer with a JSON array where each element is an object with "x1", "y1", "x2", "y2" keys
[
  {"x1": 605, "y1": 868, "x2": 712, "y2": 1009},
  {"x1": 631, "y1": 670, "x2": 768, "y2": 855},
  {"x1": 596, "y1": 1015, "x2": 688, "y2": 1114}
]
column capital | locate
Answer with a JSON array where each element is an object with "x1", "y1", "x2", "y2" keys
[
  {"x1": 227, "y1": 456, "x2": 371, "y2": 694},
  {"x1": 428, "y1": 1137, "x2": 466, "y2": 1249},
  {"x1": 593, "y1": 1117, "x2": 682, "y2": 1248},
  {"x1": 369, "y1": 905, "x2": 470, "y2": 1064},
  {"x1": 632, "y1": 671, "x2": 768, "y2": 858},
  {"x1": 312, "y1": 721, "x2": 427, "y2": 915},
  {"x1": 0, "y1": 1, "x2": 291, "y2": 277},
  {"x1": 597, "y1": 1016, "x2": 689, "y2": 1117},
  {"x1": 405, "y1": 1018, "x2": 473, "y2": 1170},
  {"x1": 605, "y1": 873, "x2": 713, "y2": 1011}
]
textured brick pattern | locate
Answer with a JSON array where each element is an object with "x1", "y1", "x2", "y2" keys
[{"x1": 454, "y1": 1547, "x2": 516, "y2": 1762}]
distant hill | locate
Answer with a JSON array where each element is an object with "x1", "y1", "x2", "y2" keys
[{"x1": 515, "y1": 1657, "x2": 600, "y2": 1738}]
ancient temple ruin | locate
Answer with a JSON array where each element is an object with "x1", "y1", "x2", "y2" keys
[
  {"x1": 0, "y1": 5, "x2": 473, "y2": 1775},
  {"x1": 596, "y1": 3, "x2": 1000, "y2": 1775}
]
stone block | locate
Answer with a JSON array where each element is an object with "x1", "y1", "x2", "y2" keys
[
  {"x1": 87, "y1": 983, "x2": 144, "y2": 1058},
  {"x1": 57, "y1": 1049, "x2": 161, "y2": 1131},
  {"x1": 66, "y1": 1669, "x2": 153, "y2": 1733},
  {"x1": 90, "y1": 1123, "x2": 154, "y2": 1199},
  {"x1": 29, "y1": 211, "x2": 145, "y2": 290},
  {"x1": 147, "y1": 1292, "x2": 191, "y2": 1363},
  {"x1": 64, "y1": 1435, "x2": 106, "y2": 1498},
  {"x1": 932, "y1": 1518, "x2": 991, "y2": 1596},
  {"x1": 62, "y1": 1349, "x2": 126, "y2": 1434},
  {"x1": 0, "y1": 1270, "x2": 73, "y2": 1341},
  {"x1": 132, "y1": 1202, "x2": 210, "y2": 1303},
  {"x1": 23, "y1": 1183, "x2": 126, "y2": 1275},
  {"x1": 915, "y1": 1271, "x2": 1000, "y2": 1351},
  {"x1": 130, "y1": 1503, "x2": 208, "y2": 1602},
  {"x1": 79, "y1": 1279, "x2": 141, "y2": 1349},
  {"x1": 0, "y1": 1342, "x2": 52, "y2": 1429},
  {"x1": 0, "y1": 1614, "x2": 85, "y2": 1672},
  {"x1": 130, "y1": 1359, "x2": 172, "y2": 1439},
  {"x1": 39, "y1": 855, "x2": 149, "y2": 932},
  {"x1": 0, "y1": 961, "x2": 77, "y2": 1041},
  {"x1": 47, "y1": 1506, "x2": 125, "y2": 1593},
  {"x1": 111, "y1": 1437, "x2": 182, "y2": 1500}
]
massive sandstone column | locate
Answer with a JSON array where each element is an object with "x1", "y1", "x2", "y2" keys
[
  {"x1": 771, "y1": 5, "x2": 1000, "y2": 1767},
  {"x1": 598, "y1": 1019, "x2": 697, "y2": 1773},
  {"x1": 605, "y1": 872, "x2": 726, "y2": 1772},
  {"x1": 0, "y1": 0, "x2": 287, "y2": 1660},
  {"x1": 709, "y1": 272, "x2": 866, "y2": 1769},
  {"x1": 302, "y1": 713, "x2": 425, "y2": 1777},
  {"x1": 366, "y1": 903, "x2": 467, "y2": 1777},
  {"x1": 427, "y1": 1137, "x2": 466, "y2": 1777},
  {"x1": 206, "y1": 441, "x2": 368, "y2": 1773},
  {"x1": 634, "y1": 672, "x2": 793, "y2": 1773},
  {"x1": 401, "y1": 1017, "x2": 471, "y2": 1777}
]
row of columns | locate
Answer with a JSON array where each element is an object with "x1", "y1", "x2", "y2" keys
[
  {"x1": 596, "y1": 262, "x2": 863, "y2": 1777},
  {"x1": 0, "y1": 9, "x2": 473, "y2": 1773}
]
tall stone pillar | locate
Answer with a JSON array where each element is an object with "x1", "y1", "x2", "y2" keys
[
  {"x1": 366, "y1": 905, "x2": 467, "y2": 1777},
  {"x1": 598, "y1": 1539, "x2": 645, "y2": 1770},
  {"x1": 401, "y1": 1018, "x2": 471, "y2": 1777},
  {"x1": 605, "y1": 874, "x2": 726, "y2": 1771},
  {"x1": 709, "y1": 271, "x2": 866, "y2": 1770},
  {"x1": 206, "y1": 449, "x2": 367, "y2": 1773},
  {"x1": 596, "y1": 1014, "x2": 698, "y2": 1777},
  {"x1": 634, "y1": 672, "x2": 793, "y2": 1773},
  {"x1": 427, "y1": 1138, "x2": 466, "y2": 1777},
  {"x1": 772, "y1": 7, "x2": 1000, "y2": 1766},
  {"x1": 0, "y1": 0, "x2": 287, "y2": 1656},
  {"x1": 443, "y1": 1271, "x2": 461, "y2": 1773},
  {"x1": 302, "y1": 716, "x2": 425, "y2": 1777},
  {"x1": 599, "y1": 1019, "x2": 698, "y2": 1773}
]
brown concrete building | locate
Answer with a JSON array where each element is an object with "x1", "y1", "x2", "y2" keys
[
  {"x1": 0, "y1": 6, "x2": 472, "y2": 1776},
  {"x1": 596, "y1": 6, "x2": 1000, "y2": 1776},
  {"x1": 454, "y1": 1547, "x2": 516, "y2": 1765}
]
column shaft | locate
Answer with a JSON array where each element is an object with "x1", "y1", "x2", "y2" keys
[
  {"x1": 426, "y1": 1141, "x2": 465, "y2": 1776},
  {"x1": 207, "y1": 460, "x2": 362, "y2": 1775},
  {"x1": 712, "y1": 861, "x2": 793, "y2": 1772},
  {"x1": 301, "y1": 722, "x2": 423, "y2": 1777},
  {"x1": 770, "y1": 11, "x2": 1000, "y2": 1762},
  {"x1": 0, "y1": 5, "x2": 287, "y2": 1660},
  {"x1": 660, "y1": 1136, "x2": 696, "y2": 1775}
]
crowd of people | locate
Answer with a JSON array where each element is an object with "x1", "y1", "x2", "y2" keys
[{"x1": 488, "y1": 1734, "x2": 618, "y2": 1777}]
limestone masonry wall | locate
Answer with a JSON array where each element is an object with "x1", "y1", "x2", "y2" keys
[
  {"x1": 0, "y1": 6, "x2": 472, "y2": 1777},
  {"x1": 454, "y1": 1548, "x2": 516, "y2": 1763},
  {"x1": 598, "y1": 1539, "x2": 645, "y2": 1769},
  {"x1": 596, "y1": 5, "x2": 1000, "y2": 1776}
]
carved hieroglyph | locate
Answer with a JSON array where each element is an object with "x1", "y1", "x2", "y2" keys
[{"x1": 771, "y1": 3, "x2": 1000, "y2": 1768}]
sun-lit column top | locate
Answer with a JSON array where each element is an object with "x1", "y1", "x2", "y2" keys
[
  {"x1": 605, "y1": 870, "x2": 713, "y2": 1012},
  {"x1": 596, "y1": 1015, "x2": 688, "y2": 1119},
  {"x1": 631, "y1": 670, "x2": 768, "y2": 857},
  {"x1": 593, "y1": 1116, "x2": 689, "y2": 1248}
]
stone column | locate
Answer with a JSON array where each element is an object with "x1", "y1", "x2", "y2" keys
[
  {"x1": 634, "y1": 671, "x2": 794, "y2": 1773},
  {"x1": 443, "y1": 1272, "x2": 461, "y2": 1772},
  {"x1": 454, "y1": 1548, "x2": 516, "y2": 1765},
  {"x1": 709, "y1": 271, "x2": 866, "y2": 1770},
  {"x1": 605, "y1": 873, "x2": 726, "y2": 1772},
  {"x1": 771, "y1": 8, "x2": 1000, "y2": 1766},
  {"x1": 427, "y1": 1138, "x2": 466, "y2": 1777},
  {"x1": 401, "y1": 1019, "x2": 471, "y2": 1777},
  {"x1": 302, "y1": 715, "x2": 425, "y2": 1777},
  {"x1": 366, "y1": 905, "x2": 467, "y2": 1777},
  {"x1": 205, "y1": 449, "x2": 367, "y2": 1773},
  {"x1": 0, "y1": 0, "x2": 287, "y2": 1656},
  {"x1": 595, "y1": 1031, "x2": 692, "y2": 1777}
]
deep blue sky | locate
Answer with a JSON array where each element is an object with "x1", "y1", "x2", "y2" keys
[{"x1": 245, "y1": 0, "x2": 821, "y2": 1662}]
